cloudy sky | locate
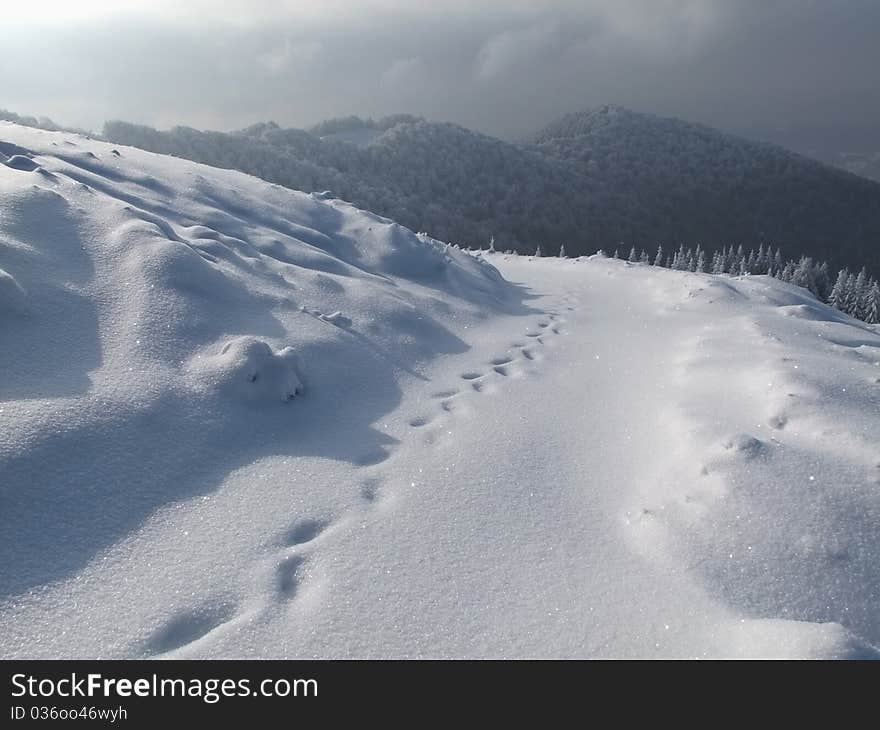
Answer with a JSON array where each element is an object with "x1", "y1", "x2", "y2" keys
[{"x1": 2, "y1": 0, "x2": 879, "y2": 140}]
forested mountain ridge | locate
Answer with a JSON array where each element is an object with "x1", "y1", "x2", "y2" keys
[
  {"x1": 102, "y1": 107, "x2": 880, "y2": 273},
  {"x1": 526, "y1": 106, "x2": 880, "y2": 272}
]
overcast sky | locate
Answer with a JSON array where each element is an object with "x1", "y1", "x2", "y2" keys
[{"x1": 2, "y1": 0, "x2": 879, "y2": 140}]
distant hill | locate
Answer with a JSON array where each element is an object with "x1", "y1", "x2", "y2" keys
[
  {"x1": 102, "y1": 106, "x2": 880, "y2": 272},
  {"x1": 525, "y1": 106, "x2": 880, "y2": 271},
  {"x1": 730, "y1": 123, "x2": 880, "y2": 184}
]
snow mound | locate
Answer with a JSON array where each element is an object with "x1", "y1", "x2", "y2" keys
[
  {"x1": 4, "y1": 154, "x2": 39, "y2": 172},
  {"x1": 186, "y1": 337, "x2": 303, "y2": 403}
]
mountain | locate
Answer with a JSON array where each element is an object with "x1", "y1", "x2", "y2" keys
[
  {"x1": 730, "y1": 122, "x2": 880, "y2": 184},
  {"x1": 103, "y1": 107, "x2": 880, "y2": 273},
  {"x1": 525, "y1": 106, "x2": 880, "y2": 272}
]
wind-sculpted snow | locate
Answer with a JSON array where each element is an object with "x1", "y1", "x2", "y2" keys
[{"x1": 0, "y1": 122, "x2": 515, "y2": 624}]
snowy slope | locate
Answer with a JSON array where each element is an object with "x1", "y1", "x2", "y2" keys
[{"x1": 1, "y1": 122, "x2": 879, "y2": 659}]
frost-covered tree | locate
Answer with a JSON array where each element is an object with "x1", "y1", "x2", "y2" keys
[
  {"x1": 653, "y1": 245, "x2": 664, "y2": 267},
  {"x1": 791, "y1": 257, "x2": 817, "y2": 295},
  {"x1": 828, "y1": 269, "x2": 850, "y2": 310},
  {"x1": 865, "y1": 281, "x2": 880, "y2": 324},
  {"x1": 559, "y1": 244, "x2": 567, "y2": 258},
  {"x1": 853, "y1": 268, "x2": 870, "y2": 320},
  {"x1": 843, "y1": 272, "x2": 860, "y2": 316},
  {"x1": 627, "y1": 246, "x2": 638, "y2": 262},
  {"x1": 756, "y1": 244, "x2": 768, "y2": 274}
]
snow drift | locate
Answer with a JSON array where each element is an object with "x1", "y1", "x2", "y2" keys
[{"x1": 0, "y1": 122, "x2": 515, "y2": 656}]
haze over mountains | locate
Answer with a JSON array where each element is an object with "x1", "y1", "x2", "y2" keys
[
  {"x1": 734, "y1": 122, "x2": 880, "y2": 185},
  {"x1": 101, "y1": 106, "x2": 880, "y2": 274}
]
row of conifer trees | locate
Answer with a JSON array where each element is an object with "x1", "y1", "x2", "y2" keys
[{"x1": 496, "y1": 240, "x2": 880, "y2": 325}]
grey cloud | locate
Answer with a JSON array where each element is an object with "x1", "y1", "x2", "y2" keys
[{"x1": 0, "y1": 1, "x2": 878, "y2": 141}]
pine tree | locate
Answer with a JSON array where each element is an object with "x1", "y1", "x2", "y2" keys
[
  {"x1": 791, "y1": 257, "x2": 816, "y2": 295},
  {"x1": 639, "y1": 249, "x2": 649, "y2": 264},
  {"x1": 865, "y1": 280, "x2": 880, "y2": 324},
  {"x1": 828, "y1": 269, "x2": 849, "y2": 309},
  {"x1": 746, "y1": 249, "x2": 757, "y2": 273},
  {"x1": 684, "y1": 248, "x2": 695, "y2": 272},
  {"x1": 627, "y1": 246, "x2": 638, "y2": 263},
  {"x1": 815, "y1": 262, "x2": 831, "y2": 300},
  {"x1": 534, "y1": 243, "x2": 543, "y2": 257},
  {"x1": 756, "y1": 244, "x2": 768, "y2": 274},
  {"x1": 843, "y1": 272, "x2": 859, "y2": 316},
  {"x1": 725, "y1": 245, "x2": 737, "y2": 274},
  {"x1": 488, "y1": 235, "x2": 496, "y2": 253},
  {"x1": 695, "y1": 249, "x2": 706, "y2": 273},
  {"x1": 676, "y1": 244, "x2": 688, "y2": 271},
  {"x1": 853, "y1": 268, "x2": 870, "y2": 320},
  {"x1": 653, "y1": 245, "x2": 664, "y2": 267},
  {"x1": 559, "y1": 244, "x2": 567, "y2": 258}
]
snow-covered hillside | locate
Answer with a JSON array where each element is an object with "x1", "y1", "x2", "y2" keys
[{"x1": 1, "y1": 122, "x2": 879, "y2": 659}]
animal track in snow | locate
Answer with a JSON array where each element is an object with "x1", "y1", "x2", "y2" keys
[
  {"x1": 354, "y1": 449, "x2": 391, "y2": 466},
  {"x1": 722, "y1": 434, "x2": 768, "y2": 459},
  {"x1": 143, "y1": 601, "x2": 235, "y2": 655},
  {"x1": 431, "y1": 389, "x2": 460, "y2": 399},
  {"x1": 409, "y1": 416, "x2": 432, "y2": 428},
  {"x1": 360, "y1": 478, "x2": 382, "y2": 503},
  {"x1": 490, "y1": 356, "x2": 513, "y2": 366},
  {"x1": 768, "y1": 414, "x2": 788, "y2": 430},
  {"x1": 283, "y1": 518, "x2": 328, "y2": 547},
  {"x1": 460, "y1": 372, "x2": 483, "y2": 381},
  {"x1": 276, "y1": 555, "x2": 306, "y2": 599}
]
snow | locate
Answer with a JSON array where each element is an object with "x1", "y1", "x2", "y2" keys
[{"x1": 1, "y1": 121, "x2": 879, "y2": 659}]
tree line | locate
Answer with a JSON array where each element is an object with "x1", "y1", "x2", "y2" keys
[{"x1": 501, "y1": 241, "x2": 880, "y2": 325}]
